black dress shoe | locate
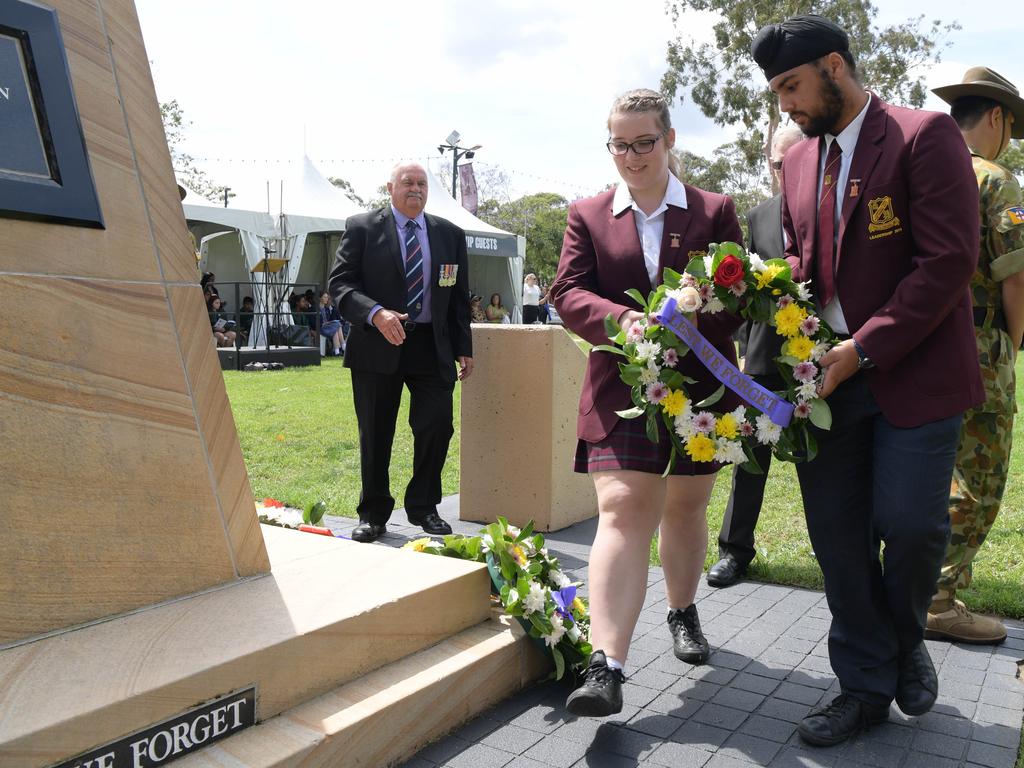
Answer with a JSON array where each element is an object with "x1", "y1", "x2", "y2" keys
[
  {"x1": 350, "y1": 522, "x2": 386, "y2": 543},
  {"x1": 566, "y1": 650, "x2": 625, "y2": 717},
  {"x1": 668, "y1": 604, "x2": 711, "y2": 664},
  {"x1": 896, "y1": 641, "x2": 938, "y2": 716},
  {"x1": 408, "y1": 511, "x2": 452, "y2": 536},
  {"x1": 707, "y1": 555, "x2": 747, "y2": 588},
  {"x1": 798, "y1": 694, "x2": 889, "y2": 746}
]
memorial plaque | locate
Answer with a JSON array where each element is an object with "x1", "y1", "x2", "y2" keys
[{"x1": 0, "y1": 1, "x2": 103, "y2": 227}]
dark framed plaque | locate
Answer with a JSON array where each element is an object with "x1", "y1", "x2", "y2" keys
[{"x1": 0, "y1": 1, "x2": 103, "y2": 228}]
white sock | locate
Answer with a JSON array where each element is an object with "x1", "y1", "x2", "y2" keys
[{"x1": 605, "y1": 656, "x2": 624, "y2": 672}]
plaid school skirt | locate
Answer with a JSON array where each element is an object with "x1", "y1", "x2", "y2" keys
[{"x1": 574, "y1": 415, "x2": 722, "y2": 476}]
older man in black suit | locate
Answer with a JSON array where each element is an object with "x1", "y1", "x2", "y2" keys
[
  {"x1": 707, "y1": 124, "x2": 805, "y2": 587},
  {"x1": 329, "y1": 162, "x2": 473, "y2": 543}
]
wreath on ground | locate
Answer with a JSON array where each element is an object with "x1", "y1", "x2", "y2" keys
[
  {"x1": 593, "y1": 241, "x2": 839, "y2": 473},
  {"x1": 403, "y1": 517, "x2": 591, "y2": 680}
]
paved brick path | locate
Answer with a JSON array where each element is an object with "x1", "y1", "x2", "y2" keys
[{"x1": 327, "y1": 499, "x2": 1024, "y2": 768}]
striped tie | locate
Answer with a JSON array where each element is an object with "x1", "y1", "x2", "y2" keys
[
  {"x1": 404, "y1": 219, "x2": 424, "y2": 320},
  {"x1": 816, "y1": 138, "x2": 843, "y2": 307}
]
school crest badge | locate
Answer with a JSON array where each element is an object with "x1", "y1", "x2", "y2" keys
[{"x1": 867, "y1": 196, "x2": 900, "y2": 234}]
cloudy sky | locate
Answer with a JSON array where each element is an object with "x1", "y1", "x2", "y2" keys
[{"x1": 136, "y1": 0, "x2": 1023, "y2": 206}]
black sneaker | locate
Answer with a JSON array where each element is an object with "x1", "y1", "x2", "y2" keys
[
  {"x1": 565, "y1": 650, "x2": 624, "y2": 717},
  {"x1": 668, "y1": 604, "x2": 710, "y2": 664},
  {"x1": 798, "y1": 693, "x2": 889, "y2": 746}
]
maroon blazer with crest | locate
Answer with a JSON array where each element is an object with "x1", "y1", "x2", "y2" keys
[
  {"x1": 780, "y1": 95, "x2": 983, "y2": 428},
  {"x1": 552, "y1": 185, "x2": 744, "y2": 443}
]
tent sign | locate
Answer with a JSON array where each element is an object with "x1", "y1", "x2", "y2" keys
[{"x1": 50, "y1": 687, "x2": 256, "y2": 768}]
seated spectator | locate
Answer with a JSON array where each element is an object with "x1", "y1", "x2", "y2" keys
[
  {"x1": 200, "y1": 272, "x2": 219, "y2": 298},
  {"x1": 239, "y1": 296, "x2": 255, "y2": 342},
  {"x1": 293, "y1": 295, "x2": 317, "y2": 345},
  {"x1": 485, "y1": 292, "x2": 508, "y2": 323},
  {"x1": 318, "y1": 291, "x2": 345, "y2": 356},
  {"x1": 208, "y1": 295, "x2": 236, "y2": 347},
  {"x1": 470, "y1": 294, "x2": 487, "y2": 323}
]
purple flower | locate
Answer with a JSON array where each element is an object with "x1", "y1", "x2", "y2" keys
[
  {"x1": 777, "y1": 295, "x2": 794, "y2": 309},
  {"x1": 730, "y1": 282, "x2": 748, "y2": 297},
  {"x1": 646, "y1": 381, "x2": 669, "y2": 404},
  {"x1": 627, "y1": 324, "x2": 644, "y2": 343},
  {"x1": 662, "y1": 348, "x2": 679, "y2": 368},
  {"x1": 647, "y1": 312, "x2": 662, "y2": 326},
  {"x1": 793, "y1": 361, "x2": 818, "y2": 383},
  {"x1": 794, "y1": 402, "x2": 812, "y2": 419},
  {"x1": 693, "y1": 412, "x2": 716, "y2": 433},
  {"x1": 800, "y1": 316, "x2": 820, "y2": 336},
  {"x1": 552, "y1": 585, "x2": 577, "y2": 624},
  {"x1": 740, "y1": 422, "x2": 755, "y2": 437},
  {"x1": 698, "y1": 284, "x2": 713, "y2": 300}
]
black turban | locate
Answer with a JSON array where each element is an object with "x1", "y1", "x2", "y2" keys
[{"x1": 751, "y1": 14, "x2": 849, "y2": 81}]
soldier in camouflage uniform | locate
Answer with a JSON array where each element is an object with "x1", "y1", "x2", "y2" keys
[{"x1": 930, "y1": 68, "x2": 1024, "y2": 644}]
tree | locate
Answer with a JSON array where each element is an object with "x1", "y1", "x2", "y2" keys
[
  {"x1": 159, "y1": 99, "x2": 232, "y2": 204},
  {"x1": 677, "y1": 139, "x2": 772, "y2": 236},
  {"x1": 327, "y1": 177, "x2": 366, "y2": 208},
  {"x1": 999, "y1": 140, "x2": 1024, "y2": 180},
  {"x1": 477, "y1": 192, "x2": 569, "y2": 282},
  {"x1": 662, "y1": 0, "x2": 959, "y2": 185}
]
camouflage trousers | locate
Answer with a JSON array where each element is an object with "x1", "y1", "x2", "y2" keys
[{"x1": 934, "y1": 328, "x2": 1017, "y2": 602}]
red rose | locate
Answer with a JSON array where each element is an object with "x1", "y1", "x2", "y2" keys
[{"x1": 713, "y1": 255, "x2": 745, "y2": 288}]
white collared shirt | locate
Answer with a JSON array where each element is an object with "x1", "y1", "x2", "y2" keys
[
  {"x1": 816, "y1": 93, "x2": 871, "y2": 334},
  {"x1": 613, "y1": 172, "x2": 688, "y2": 286}
]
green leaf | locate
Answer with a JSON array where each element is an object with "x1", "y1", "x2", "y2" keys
[
  {"x1": 685, "y1": 255, "x2": 707, "y2": 279},
  {"x1": 552, "y1": 647, "x2": 566, "y2": 681},
  {"x1": 624, "y1": 288, "x2": 649, "y2": 311},
  {"x1": 603, "y1": 313, "x2": 621, "y2": 340},
  {"x1": 615, "y1": 405, "x2": 646, "y2": 419},
  {"x1": 662, "y1": 267, "x2": 682, "y2": 289},
  {"x1": 695, "y1": 384, "x2": 725, "y2": 408},
  {"x1": 303, "y1": 500, "x2": 327, "y2": 526},
  {"x1": 660, "y1": 370, "x2": 684, "y2": 389},
  {"x1": 809, "y1": 398, "x2": 832, "y2": 430},
  {"x1": 591, "y1": 344, "x2": 628, "y2": 357},
  {"x1": 645, "y1": 410, "x2": 659, "y2": 444},
  {"x1": 778, "y1": 354, "x2": 801, "y2": 367},
  {"x1": 661, "y1": 448, "x2": 677, "y2": 478},
  {"x1": 716, "y1": 241, "x2": 745, "y2": 259},
  {"x1": 620, "y1": 364, "x2": 645, "y2": 387}
]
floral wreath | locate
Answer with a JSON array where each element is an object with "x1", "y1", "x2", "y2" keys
[
  {"x1": 593, "y1": 241, "x2": 838, "y2": 473},
  {"x1": 403, "y1": 517, "x2": 591, "y2": 679}
]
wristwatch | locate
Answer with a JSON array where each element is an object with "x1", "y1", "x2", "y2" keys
[{"x1": 853, "y1": 339, "x2": 874, "y2": 370}]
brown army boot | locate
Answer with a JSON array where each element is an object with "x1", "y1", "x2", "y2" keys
[{"x1": 926, "y1": 598, "x2": 1007, "y2": 645}]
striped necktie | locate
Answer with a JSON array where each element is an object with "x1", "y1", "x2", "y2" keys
[
  {"x1": 816, "y1": 138, "x2": 842, "y2": 307},
  {"x1": 404, "y1": 219, "x2": 424, "y2": 320}
]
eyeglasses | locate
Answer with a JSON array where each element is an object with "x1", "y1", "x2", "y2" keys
[{"x1": 606, "y1": 131, "x2": 667, "y2": 156}]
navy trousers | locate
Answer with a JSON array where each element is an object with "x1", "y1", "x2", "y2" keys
[{"x1": 795, "y1": 374, "x2": 962, "y2": 707}]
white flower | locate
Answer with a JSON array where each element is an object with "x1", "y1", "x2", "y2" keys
[
  {"x1": 797, "y1": 380, "x2": 819, "y2": 401},
  {"x1": 703, "y1": 252, "x2": 714, "y2": 276},
  {"x1": 481, "y1": 533, "x2": 495, "y2": 553},
  {"x1": 715, "y1": 438, "x2": 748, "y2": 465},
  {"x1": 755, "y1": 413, "x2": 783, "y2": 445},
  {"x1": 523, "y1": 582, "x2": 547, "y2": 615},
  {"x1": 265, "y1": 508, "x2": 304, "y2": 528},
  {"x1": 542, "y1": 613, "x2": 566, "y2": 647},
  {"x1": 626, "y1": 323, "x2": 645, "y2": 343},
  {"x1": 507, "y1": 524, "x2": 521, "y2": 538},
  {"x1": 796, "y1": 281, "x2": 813, "y2": 302},
  {"x1": 639, "y1": 366, "x2": 659, "y2": 384},
  {"x1": 549, "y1": 569, "x2": 572, "y2": 589},
  {"x1": 748, "y1": 252, "x2": 767, "y2": 272},
  {"x1": 701, "y1": 296, "x2": 725, "y2": 314},
  {"x1": 675, "y1": 413, "x2": 697, "y2": 439},
  {"x1": 811, "y1": 341, "x2": 830, "y2": 362},
  {"x1": 668, "y1": 286, "x2": 702, "y2": 313},
  {"x1": 730, "y1": 405, "x2": 747, "y2": 423},
  {"x1": 567, "y1": 623, "x2": 581, "y2": 643},
  {"x1": 634, "y1": 340, "x2": 662, "y2": 363},
  {"x1": 681, "y1": 273, "x2": 698, "y2": 288}
]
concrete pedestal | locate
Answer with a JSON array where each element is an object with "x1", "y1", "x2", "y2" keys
[{"x1": 459, "y1": 325, "x2": 598, "y2": 531}]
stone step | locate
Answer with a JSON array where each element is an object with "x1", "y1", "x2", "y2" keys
[
  {"x1": 176, "y1": 612, "x2": 548, "y2": 768},
  {"x1": 0, "y1": 526, "x2": 491, "y2": 767}
]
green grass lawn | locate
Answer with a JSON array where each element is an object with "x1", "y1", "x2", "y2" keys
[{"x1": 224, "y1": 354, "x2": 1024, "y2": 619}]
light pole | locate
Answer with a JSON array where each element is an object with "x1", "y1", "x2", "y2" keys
[{"x1": 437, "y1": 130, "x2": 482, "y2": 200}]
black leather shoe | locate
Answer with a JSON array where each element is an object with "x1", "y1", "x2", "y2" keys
[
  {"x1": 798, "y1": 694, "x2": 889, "y2": 746},
  {"x1": 668, "y1": 604, "x2": 711, "y2": 664},
  {"x1": 896, "y1": 641, "x2": 938, "y2": 716},
  {"x1": 707, "y1": 555, "x2": 747, "y2": 588},
  {"x1": 350, "y1": 522, "x2": 386, "y2": 543},
  {"x1": 408, "y1": 512, "x2": 452, "y2": 536},
  {"x1": 566, "y1": 650, "x2": 625, "y2": 717}
]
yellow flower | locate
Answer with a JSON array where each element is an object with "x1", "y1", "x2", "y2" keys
[
  {"x1": 661, "y1": 389, "x2": 688, "y2": 417},
  {"x1": 785, "y1": 335, "x2": 815, "y2": 361},
  {"x1": 754, "y1": 263, "x2": 784, "y2": 290},
  {"x1": 716, "y1": 412, "x2": 738, "y2": 439},
  {"x1": 685, "y1": 434, "x2": 716, "y2": 462},
  {"x1": 510, "y1": 544, "x2": 528, "y2": 567},
  {"x1": 409, "y1": 537, "x2": 433, "y2": 552},
  {"x1": 572, "y1": 597, "x2": 587, "y2": 618},
  {"x1": 774, "y1": 303, "x2": 807, "y2": 338}
]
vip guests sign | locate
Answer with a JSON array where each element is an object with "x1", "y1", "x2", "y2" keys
[
  {"x1": 0, "y1": 1, "x2": 103, "y2": 227},
  {"x1": 51, "y1": 688, "x2": 256, "y2": 768}
]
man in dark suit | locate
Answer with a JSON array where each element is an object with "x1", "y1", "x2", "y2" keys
[
  {"x1": 708, "y1": 124, "x2": 804, "y2": 588},
  {"x1": 751, "y1": 15, "x2": 983, "y2": 746},
  {"x1": 329, "y1": 163, "x2": 473, "y2": 543}
]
